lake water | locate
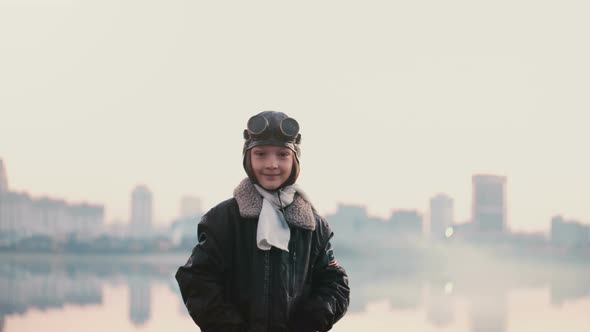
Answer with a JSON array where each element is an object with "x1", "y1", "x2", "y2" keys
[{"x1": 1, "y1": 250, "x2": 589, "y2": 332}]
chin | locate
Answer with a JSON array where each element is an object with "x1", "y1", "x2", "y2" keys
[
  {"x1": 259, "y1": 180, "x2": 282, "y2": 191},
  {"x1": 260, "y1": 184, "x2": 279, "y2": 191}
]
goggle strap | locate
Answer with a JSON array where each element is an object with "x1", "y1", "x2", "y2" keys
[{"x1": 295, "y1": 133, "x2": 302, "y2": 144}]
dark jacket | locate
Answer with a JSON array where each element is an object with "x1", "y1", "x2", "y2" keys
[{"x1": 175, "y1": 179, "x2": 350, "y2": 332}]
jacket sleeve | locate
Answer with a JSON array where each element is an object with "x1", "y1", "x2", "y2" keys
[
  {"x1": 175, "y1": 211, "x2": 246, "y2": 332},
  {"x1": 295, "y1": 229, "x2": 350, "y2": 332}
]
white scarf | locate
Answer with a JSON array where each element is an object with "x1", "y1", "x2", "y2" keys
[{"x1": 253, "y1": 184, "x2": 303, "y2": 252}]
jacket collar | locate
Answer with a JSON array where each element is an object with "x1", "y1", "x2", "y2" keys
[{"x1": 233, "y1": 178, "x2": 316, "y2": 231}]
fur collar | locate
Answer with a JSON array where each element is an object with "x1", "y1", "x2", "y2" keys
[{"x1": 233, "y1": 178, "x2": 316, "y2": 231}]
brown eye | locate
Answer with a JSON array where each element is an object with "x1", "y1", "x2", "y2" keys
[{"x1": 252, "y1": 149, "x2": 265, "y2": 157}]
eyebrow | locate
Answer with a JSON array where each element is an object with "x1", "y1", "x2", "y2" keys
[{"x1": 252, "y1": 147, "x2": 289, "y2": 151}]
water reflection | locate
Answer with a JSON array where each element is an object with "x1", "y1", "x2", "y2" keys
[
  {"x1": 0, "y1": 258, "x2": 102, "y2": 321},
  {"x1": 427, "y1": 281, "x2": 454, "y2": 327},
  {"x1": 0, "y1": 251, "x2": 589, "y2": 332},
  {"x1": 129, "y1": 276, "x2": 151, "y2": 326}
]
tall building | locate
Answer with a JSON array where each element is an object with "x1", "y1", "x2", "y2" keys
[
  {"x1": 430, "y1": 193, "x2": 454, "y2": 240},
  {"x1": 130, "y1": 185, "x2": 153, "y2": 231},
  {"x1": 471, "y1": 175, "x2": 507, "y2": 232},
  {"x1": 0, "y1": 158, "x2": 8, "y2": 241},
  {"x1": 0, "y1": 158, "x2": 7, "y2": 193},
  {"x1": 390, "y1": 210, "x2": 423, "y2": 234},
  {"x1": 551, "y1": 215, "x2": 589, "y2": 247},
  {"x1": 329, "y1": 204, "x2": 368, "y2": 235},
  {"x1": 0, "y1": 158, "x2": 103, "y2": 241},
  {"x1": 179, "y1": 195, "x2": 202, "y2": 218}
]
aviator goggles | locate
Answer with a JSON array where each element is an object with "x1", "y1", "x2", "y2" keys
[{"x1": 243, "y1": 114, "x2": 301, "y2": 144}]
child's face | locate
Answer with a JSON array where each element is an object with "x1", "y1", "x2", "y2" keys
[{"x1": 250, "y1": 145, "x2": 294, "y2": 190}]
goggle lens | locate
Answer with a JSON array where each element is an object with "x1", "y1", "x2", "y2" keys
[
  {"x1": 280, "y1": 118, "x2": 300, "y2": 138},
  {"x1": 247, "y1": 115, "x2": 269, "y2": 135}
]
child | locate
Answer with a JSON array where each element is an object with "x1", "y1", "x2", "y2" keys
[{"x1": 176, "y1": 111, "x2": 350, "y2": 332}]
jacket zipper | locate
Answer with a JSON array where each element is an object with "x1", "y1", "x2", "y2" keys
[
  {"x1": 264, "y1": 250, "x2": 271, "y2": 332},
  {"x1": 290, "y1": 251, "x2": 296, "y2": 296},
  {"x1": 289, "y1": 231, "x2": 297, "y2": 296}
]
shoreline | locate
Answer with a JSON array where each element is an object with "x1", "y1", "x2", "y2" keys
[{"x1": 0, "y1": 251, "x2": 190, "y2": 264}]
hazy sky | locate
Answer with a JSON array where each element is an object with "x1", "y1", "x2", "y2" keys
[{"x1": 1, "y1": 0, "x2": 589, "y2": 232}]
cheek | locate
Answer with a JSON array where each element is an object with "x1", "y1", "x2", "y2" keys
[
  {"x1": 251, "y1": 159, "x2": 263, "y2": 171},
  {"x1": 281, "y1": 158, "x2": 294, "y2": 172}
]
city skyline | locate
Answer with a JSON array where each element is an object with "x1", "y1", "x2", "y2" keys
[
  {"x1": 1, "y1": 156, "x2": 587, "y2": 235},
  {"x1": 2, "y1": 1, "x2": 589, "y2": 233}
]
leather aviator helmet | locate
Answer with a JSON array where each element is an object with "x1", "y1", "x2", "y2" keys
[{"x1": 242, "y1": 111, "x2": 302, "y2": 189}]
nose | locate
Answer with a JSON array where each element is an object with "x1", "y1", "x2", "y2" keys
[{"x1": 265, "y1": 156, "x2": 279, "y2": 169}]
